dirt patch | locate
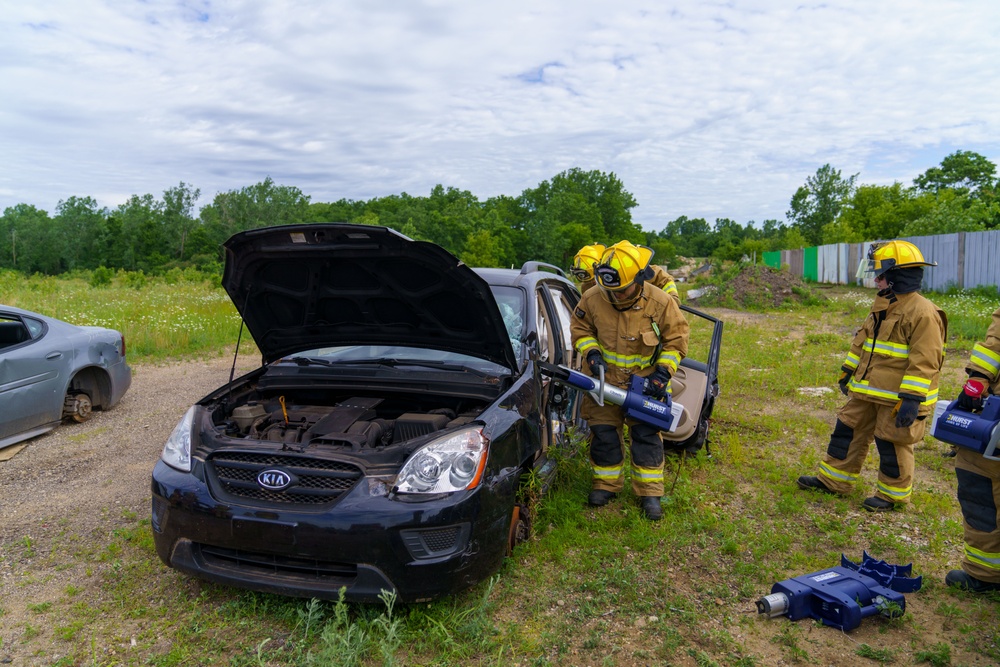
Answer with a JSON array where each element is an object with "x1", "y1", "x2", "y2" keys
[{"x1": 688, "y1": 265, "x2": 823, "y2": 309}]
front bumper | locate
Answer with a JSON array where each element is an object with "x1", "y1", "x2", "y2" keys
[{"x1": 150, "y1": 460, "x2": 515, "y2": 603}]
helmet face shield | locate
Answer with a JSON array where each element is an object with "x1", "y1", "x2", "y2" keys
[{"x1": 595, "y1": 265, "x2": 622, "y2": 289}]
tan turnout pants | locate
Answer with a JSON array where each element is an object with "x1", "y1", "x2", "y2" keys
[{"x1": 817, "y1": 397, "x2": 926, "y2": 503}]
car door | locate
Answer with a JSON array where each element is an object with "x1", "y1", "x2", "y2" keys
[
  {"x1": 0, "y1": 314, "x2": 66, "y2": 442},
  {"x1": 536, "y1": 282, "x2": 585, "y2": 450}
]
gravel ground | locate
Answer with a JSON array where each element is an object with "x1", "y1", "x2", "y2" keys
[{"x1": 0, "y1": 356, "x2": 258, "y2": 664}]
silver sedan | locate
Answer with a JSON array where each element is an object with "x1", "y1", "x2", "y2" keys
[{"x1": 0, "y1": 305, "x2": 131, "y2": 449}]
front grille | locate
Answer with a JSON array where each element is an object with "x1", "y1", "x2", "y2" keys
[
  {"x1": 196, "y1": 544, "x2": 357, "y2": 583},
  {"x1": 208, "y1": 451, "x2": 363, "y2": 505}
]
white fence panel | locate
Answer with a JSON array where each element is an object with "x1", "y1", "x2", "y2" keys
[
  {"x1": 816, "y1": 244, "x2": 850, "y2": 284},
  {"x1": 964, "y1": 231, "x2": 1000, "y2": 291},
  {"x1": 904, "y1": 234, "x2": 960, "y2": 293}
]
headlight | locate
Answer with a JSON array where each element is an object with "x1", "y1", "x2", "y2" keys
[
  {"x1": 161, "y1": 406, "x2": 195, "y2": 472},
  {"x1": 395, "y1": 427, "x2": 488, "y2": 494}
]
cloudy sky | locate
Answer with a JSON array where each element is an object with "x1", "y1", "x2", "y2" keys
[{"x1": 2, "y1": 1, "x2": 998, "y2": 232}]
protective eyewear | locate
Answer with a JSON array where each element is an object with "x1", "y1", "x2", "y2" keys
[
  {"x1": 570, "y1": 267, "x2": 592, "y2": 281},
  {"x1": 595, "y1": 265, "x2": 622, "y2": 289}
]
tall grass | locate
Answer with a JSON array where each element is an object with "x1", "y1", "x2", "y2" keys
[{"x1": 0, "y1": 269, "x2": 258, "y2": 361}]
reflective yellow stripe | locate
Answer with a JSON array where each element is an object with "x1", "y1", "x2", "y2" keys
[
  {"x1": 866, "y1": 338, "x2": 909, "y2": 358},
  {"x1": 579, "y1": 343, "x2": 671, "y2": 371},
  {"x1": 633, "y1": 466, "x2": 664, "y2": 483},
  {"x1": 965, "y1": 545, "x2": 1000, "y2": 570},
  {"x1": 899, "y1": 375, "x2": 931, "y2": 397},
  {"x1": 593, "y1": 464, "x2": 622, "y2": 481},
  {"x1": 662, "y1": 281, "x2": 678, "y2": 296},
  {"x1": 876, "y1": 480, "x2": 911, "y2": 500},
  {"x1": 848, "y1": 379, "x2": 938, "y2": 405},
  {"x1": 819, "y1": 462, "x2": 859, "y2": 483},
  {"x1": 576, "y1": 337, "x2": 600, "y2": 355},
  {"x1": 844, "y1": 352, "x2": 860, "y2": 369},
  {"x1": 971, "y1": 343, "x2": 1000, "y2": 376},
  {"x1": 658, "y1": 351, "x2": 680, "y2": 374}
]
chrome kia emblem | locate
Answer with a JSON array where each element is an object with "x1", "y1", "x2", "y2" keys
[{"x1": 257, "y1": 469, "x2": 293, "y2": 490}]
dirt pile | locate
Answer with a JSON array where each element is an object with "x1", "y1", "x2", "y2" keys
[{"x1": 688, "y1": 264, "x2": 823, "y2": 308}]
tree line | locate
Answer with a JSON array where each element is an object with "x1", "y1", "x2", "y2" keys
[{"x1": 1, "y1": 151, "x2": 997, "y2": 276}]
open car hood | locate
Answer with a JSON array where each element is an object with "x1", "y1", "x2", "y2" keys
[{"x1": 222, "y1": 224, "x2": 519, "y2": 370}]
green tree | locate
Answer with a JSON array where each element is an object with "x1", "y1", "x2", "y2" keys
[
  {"x1": 833, "y1": 182, "x2": 930, "y2": 242},
  {"x1": 903, "y1": 189, "x2": 997, "y2": 236},
  {"x1": 111, "y1": 194, "x2": 166, "y2": 271},
  {"x1": 517, "y1": 169, "x2": 640, "y2": 265},
  {"x1": 54, "y1": 196, "x2": 108, "y2": 271},
  {"x1": 657, "y1": 216, "x2": 713, "y2": 257},
  {"x1": 162, "y1": 182, "x2": 201, "y2": 261},
  {"x1": 0, "y1": 204, "x2": 54, "y2": 272},
  {"x1": 914, "y1": 150, "x2": 997, "y2": 198},
  {"x1": 200, "y1": 177, "x2": 311, "y2": 259},
  {"x1": 460, "y1": 229, "x2": 503, "y2": 267},
  {"x1": 787, "y1": 164, "x2": 857, "y2": 245}
]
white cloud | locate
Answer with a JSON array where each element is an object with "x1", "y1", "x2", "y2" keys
[{"x1": 1, "y1": 0, "x2": 998, "y2": 230}]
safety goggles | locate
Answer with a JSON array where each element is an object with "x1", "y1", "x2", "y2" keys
[
  {"x1": 595, "y1": 265, "x2": 622, "y2": 289},
  {"x1": 570, "y1": 267, "x2": 592, "y2": 282}
]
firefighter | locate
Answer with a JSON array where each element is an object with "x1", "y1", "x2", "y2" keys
[
  {"x1": 570, "y1": 244, "x2": 606, "y2": 294},
  {"x1": 946, "y1": 306, "x2": 1000, "y2": 592},
  {"x1": 571, "y1": 243, "x2": 680, "y2": 301},
  {"x1": 797, "y1": 240, "x2": 947, "y2": 512},
  {"x1": 571, "y1": 241, "x2": 690, "y2": 520}
]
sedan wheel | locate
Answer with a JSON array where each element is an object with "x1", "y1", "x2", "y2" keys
[
  {"x1": 65, "y1": 393, "x2": 93, "y2": 422},
  {"x1": 507, "y1": 503, "x2": 531, "y2": 555}
]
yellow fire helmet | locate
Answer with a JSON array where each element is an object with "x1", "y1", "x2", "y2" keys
[
  {"x1": 595, "y1": 240, "x2": 654, "y2": 306},
  {"x1": 570, "y1": 244, "x2": 606, "y2": 282},
  {"x1": 867, "y1": 240, "x2": 937, "y2": 277}
]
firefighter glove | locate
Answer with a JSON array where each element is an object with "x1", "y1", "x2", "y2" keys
[
  {"x1": 893, "y1": 394, "x2": 921, "y2": 428},
  {"x1": 586, "y1": 350, "x2": 607, "y2": 377},
  {"x1": 644, "y1": 367, "x2": 672, "y2": 400},
  {"x1": 956, "y1": 373, "x2": 989, "y2": 412},
  {"x1": 837, "y1": 366, "x2": 852, "y2": 396}
]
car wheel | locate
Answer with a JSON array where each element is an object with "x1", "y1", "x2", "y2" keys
[
  {"x1": 64, "y1": 392, "x2": 93, "y2": 422},
  {"x1": 506, "y1": 502, "x2": 531, "y2": 556}
]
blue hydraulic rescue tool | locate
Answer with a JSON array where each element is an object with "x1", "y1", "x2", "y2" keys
[
  {"x1": 538, "y1": 362, "x2": 682, "y2": 433},
  {"x1": 756, "y1": 553, "x2": 921, "y2": 632},
  {"x1": 931, "y1": 394, "x2": 1000, "y2": 461}
]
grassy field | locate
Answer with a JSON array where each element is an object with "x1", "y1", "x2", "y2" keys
[{"x1": 1, "y1": 270, "x2": 999, "y2": 666}]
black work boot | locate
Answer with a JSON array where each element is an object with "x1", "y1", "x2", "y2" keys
[
  {"x1": 588, "y1": 490, "x2": 617, "y2": 507},
  {"x1": 797, "y1": 476, "x2": 837, "y2": 495},
  {"x1": 862, "y1": 496, "x2": 896, "y2": 512},
  {"x1": 639, "y1": 496, "x2": 663, "y2": 521},
  {"x1": 946, "y1": 570, "x2": 1000, "y2": 592}
]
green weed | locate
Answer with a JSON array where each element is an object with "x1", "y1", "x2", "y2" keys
[
  {"x1": 857, "y1": 643, "x2": 895, "y2": 663},
  {"x1": 914, "y1": 642, "x2": 951, "y2": 666}
]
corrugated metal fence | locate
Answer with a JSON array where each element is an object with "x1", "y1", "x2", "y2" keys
[{"x1": 763, "y1": 230, "x2": 1000, "y2": 293}]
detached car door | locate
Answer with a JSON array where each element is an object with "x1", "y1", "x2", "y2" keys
[{"x1": 0, "y1": 314, "x2": 66, "y2": 441}]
